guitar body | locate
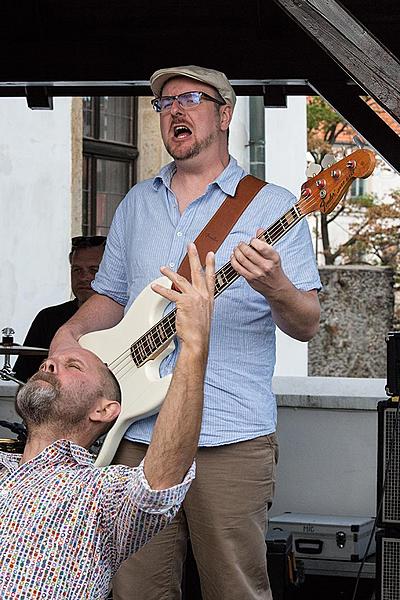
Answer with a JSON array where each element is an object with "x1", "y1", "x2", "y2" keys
[{"x1": 79, "y1": 276, "x2": 174, "y2": 466}]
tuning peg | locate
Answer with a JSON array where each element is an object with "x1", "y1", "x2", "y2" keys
[
  {"x1": 321, "y1": 154, "x2": 335, "y2": 169},
  {"x1": 306, "y1": 163, "x2": 322, "y2": 178}
]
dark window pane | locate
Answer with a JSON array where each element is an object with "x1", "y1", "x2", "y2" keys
[
  {"x1": 82, "y1": 96, "x2": 136, "y2": 235},
  {"x1": 351, "y1": 178, "x2": 365, "y2": 197},
  {"x1": 83, "y1": 97, "x2": 95, "y2": 138},
  {"x1": 82, "y1": 156, "x2": 91, "y2": 235},
  {"x1": 99, "y1": 97, "x2": 134, "y2": 144},
  {"x1": 95, "y1": 159, "x2": 131, "y2": 235}
]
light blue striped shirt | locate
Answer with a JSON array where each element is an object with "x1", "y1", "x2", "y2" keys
[{"x1": 93, "y1": 157, "x2": 321, "y2": 446}]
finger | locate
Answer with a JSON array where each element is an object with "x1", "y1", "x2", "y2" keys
[
  {"x1": 204, "y1": 251, "x2": 215, "y2": 298},
  {"x1": 256, "y1": 227, "x2": 266, "y2": 239},
  {"x1": 151, "y1": 280, "x2": 182, "y2": 303},
  {"x1": 230, "y1": 253, "x2": 256, "y2": 280},
  {"x1": 158, "y1": 265, "x2": 193, "y2": 294},
  {"x1": 231, "y1": 245, "x2": 263, "y2": 279},
  {"x1": 187, "y1": 242, "x2": 206, "y2": 288},
  {"x1": 233, "y1": 242, "x2": 264, "y2": 267},
  {"x1": 246, "y1": 238, "x2": 276, "y2": 261}
]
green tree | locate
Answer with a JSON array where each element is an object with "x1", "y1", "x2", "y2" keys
[
  {"x1": 307, "y1": 96, "x2": 348, "y2": 164},
  {"x1": 307, "y1": 97, "x2": 354, "y2": 265}
]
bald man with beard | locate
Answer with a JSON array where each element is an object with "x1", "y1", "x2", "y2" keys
[{"x1": 0, "y1": 245, "x2": 215, "y2": 600}]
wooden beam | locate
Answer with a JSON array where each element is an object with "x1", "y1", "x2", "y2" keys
[
  {"x1": 273, "y1": 0, "x2": 400, "y2": 123},
  {"x1": 310, "y1": 80, "x2": 400, "y2": 173}
]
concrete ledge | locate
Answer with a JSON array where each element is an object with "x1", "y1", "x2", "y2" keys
[
  {"x1": 273, "y1": 376, "x2": 388, "y2": 411},
  {"x1": 1, "y1": 376, "x2": 390, "y2": 411}
]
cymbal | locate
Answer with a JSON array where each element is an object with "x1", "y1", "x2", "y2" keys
[{"x1": 0, "y1": 344, "x2": 48, "y2": 356}]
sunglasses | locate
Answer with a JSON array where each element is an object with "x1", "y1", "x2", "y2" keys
[
  {"x1": 71, "y1": 235, "x2": 107, "y2": 249},
  {"x1": 151, "y1": 91, "x2": 226, "y2": 114}
]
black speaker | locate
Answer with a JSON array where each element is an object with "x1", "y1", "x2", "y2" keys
[
  {"x1": 386, "y1": 332, "x2": 400, "y2": 397},
  {"x1": 376, "y1": 529, "x2": 400, "y2": 600},
  {"x1": 377, "y1": 401, "x2": 400, "y2": 528}
]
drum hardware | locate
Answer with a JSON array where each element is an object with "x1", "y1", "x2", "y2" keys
[
  {"x1": 0, "y1": 327, "x2": 15, "y2": 381},
  {"x1": 0, "y1": 370, "x2": 25, "y2": 385},
  {"x1": 0, "y1": 438, "x2": 25, "y2": 453},
  {"x1": 0, "y1": 326, "x2": 48, "y2": 384},
  {"x1": 0, "y1": 420, "x2": 27, "y2": 453}
]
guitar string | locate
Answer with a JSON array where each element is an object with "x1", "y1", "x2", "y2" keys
[{"x1": 108, "y1": 169, "x2": 357, "y2": 378}]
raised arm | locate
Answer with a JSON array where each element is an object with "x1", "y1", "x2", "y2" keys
[{"x1": 143, "y1": 243, "x2": 215, "y2": 489}]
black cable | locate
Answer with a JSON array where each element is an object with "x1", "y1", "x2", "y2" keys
[
  {"x1": 350, "y1": 398, "x2": 400, "y2": 600},
  {"x1": 0, "y1": 420, "x2": 27, "y2": 442}
]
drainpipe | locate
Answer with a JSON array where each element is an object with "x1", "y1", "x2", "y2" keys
[{"x1": 249, "y1": 96, "x2": 265, "y2": 179}]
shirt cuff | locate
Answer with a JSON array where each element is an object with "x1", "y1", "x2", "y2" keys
[
  {"x1": 132, "y1": 459, "x2": 196, "y2": 514},
  {"x1": 91, "y1": 280, "x2": 128, "y2": 307}
]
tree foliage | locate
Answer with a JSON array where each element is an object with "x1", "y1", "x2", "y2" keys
[
  {"x1": 307, "y1": 96, "x2": 399, "y2": 324},
  {"x1": 306, "y1": 97, "x2": 398, "y2": 269},
  {"x1": 307, "y1": 97, "x2": 348, "y2": 165}
]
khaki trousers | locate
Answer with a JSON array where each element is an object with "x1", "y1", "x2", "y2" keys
[{"x1": 112, "y1": 434, "x2": 279, "y2": 600}]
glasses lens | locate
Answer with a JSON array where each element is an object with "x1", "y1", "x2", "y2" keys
[
  {"x1": 179, "y1": 92, "x2": 202, "y2": 108},
  {"x1": 153, "y1": 92, "x2": 204, "y2": 113},
  {"x1": 71, "y1": 236, "x2": 106, "y2": 249},
  {"x1": 151, "y1": 98, "x2": 162, "y2": 113}
]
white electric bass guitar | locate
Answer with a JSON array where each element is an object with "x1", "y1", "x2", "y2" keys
[{"x1": 80, "y1": 149, "x2": 375, "y2": 466}]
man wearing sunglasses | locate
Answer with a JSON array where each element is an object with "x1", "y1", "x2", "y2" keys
[
  {"x1": 14, "y1": 236, "x2": 106, "y2": 382},
  {"x1": 51, "y1": 66, "x2": 321, "y2": 600}
]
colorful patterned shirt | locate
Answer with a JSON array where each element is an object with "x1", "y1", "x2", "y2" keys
[{"x1": 0, "y1": 440, "x2": 194, "y2": 599}]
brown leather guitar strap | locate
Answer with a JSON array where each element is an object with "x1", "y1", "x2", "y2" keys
[{"x1": 175, "y1": 174, "x2": 267, "y2": 284}]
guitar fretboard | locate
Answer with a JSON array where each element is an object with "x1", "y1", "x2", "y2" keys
[{"x1": 130, "y1": 202, "x2": 304, "y2": 367}]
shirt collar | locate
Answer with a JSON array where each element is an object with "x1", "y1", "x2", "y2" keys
[
  {"x1": 152, "y1": 156, "x2": 245, "y2": 197},
  {"x1": 0, "y1": 439, "x2": 95, "y2": 473}
]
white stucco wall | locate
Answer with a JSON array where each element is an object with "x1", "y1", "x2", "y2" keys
[
  {"x1": 228, "y1": 96, "x2": 311, "y2": 376},
  {"x1": 264, "y1": 96, "x2": 311, "y2": 376},
  {"x1": 0, "y1": 98, "x2": 72, "y2": 347},
  {"x1": 229, "y1": 96, "x2": 250, "y2": 173}
]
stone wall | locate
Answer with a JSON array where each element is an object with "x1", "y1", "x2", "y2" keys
[
  {"x1": 308, "y1": 265, "x2": 394, "y2": 378},
  {"x1": 137, "y1": 97, "x2": 171, "y2": 181}
]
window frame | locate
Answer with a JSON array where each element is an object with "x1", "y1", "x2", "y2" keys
[{"x1": 82, "y1": 96, "x2": 138, "y2": 235}]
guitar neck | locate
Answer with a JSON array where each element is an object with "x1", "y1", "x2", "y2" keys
[
  {"x1": 214, "y1": 202, "x2": 304, "y2": 298},
  {"x1": 130, "y1": 202, "x2": 305, "y2": 367}
]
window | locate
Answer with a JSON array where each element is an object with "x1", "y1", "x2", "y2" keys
[
  {"x1": 82, "y1": 97, "x2": 138, "y2": 235},
  {"x1": 350, "y1": 177, "x2": 366, "y2": 197}
]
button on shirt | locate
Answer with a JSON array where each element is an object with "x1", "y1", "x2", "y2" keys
[
  {"x1": 93, "y1": 157, "x2": 321, "y2": 446},
  {"x1": 0, "y1": 440, "x2": 194, "y2": 599}
]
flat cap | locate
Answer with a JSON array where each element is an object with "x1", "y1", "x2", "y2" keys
[{"x1": 150, "y1": 65, "x2": 236, "y2": 108}]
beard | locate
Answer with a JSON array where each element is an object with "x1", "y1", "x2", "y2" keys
[
  {"x1": 16, "y1": 371, "x2": 92, "y2": 429},
  {"x1": 164, "y1": 128, "x2": 219, "y2": 162}
]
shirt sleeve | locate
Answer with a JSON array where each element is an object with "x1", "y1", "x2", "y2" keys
[
  {"x1": 92, "y1": 198, "x2": 130, "y2": 306},
  {"x1": 100, "y1": 459, "x2": 195, "y2": 572}
]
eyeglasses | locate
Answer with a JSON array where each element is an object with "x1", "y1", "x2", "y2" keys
[
  {"x1": 151, "y1": 91, "x2": 226, "y2": 114},
  {"x1": 71, "y1": 236, "x2": 107, "y2": 250}
]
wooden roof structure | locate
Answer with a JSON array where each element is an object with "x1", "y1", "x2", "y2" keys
[{"x1": 1, "y1": 0, "x2": 399, "y2": 170}]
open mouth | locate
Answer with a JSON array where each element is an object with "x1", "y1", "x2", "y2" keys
[{"x1": 173, "y1": 125, "x2": 192, "y2": 139}]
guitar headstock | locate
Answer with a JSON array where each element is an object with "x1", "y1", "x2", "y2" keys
[{"x1": 298, "y1": 149, "x2": 376, "y2": 216}]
